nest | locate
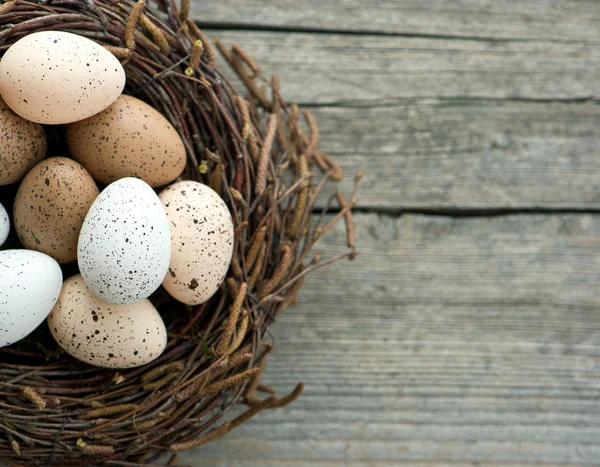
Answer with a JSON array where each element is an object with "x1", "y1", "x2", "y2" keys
[{"x1": 0, "y1": 0, "x2": 359, "y2": 465}]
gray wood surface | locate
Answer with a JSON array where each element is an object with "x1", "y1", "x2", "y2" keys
[
  {"x1": 192, "y1": 0, "x2": 600, "y2": 42},
  {"x1": 209, "y1": 31, "x2": 600, "y2": 210},
  {"x1": 181, "y1": 214, "x2": 600, "y2": 465},
  {"x1": 212, "y1": 31, "x2": 600, "y2": 104},
  {"x1": 183, "y1": 1, "x2": 600, "y2": 465}
]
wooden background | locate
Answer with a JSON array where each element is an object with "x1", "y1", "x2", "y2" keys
[{"x1": 181, "y1": 1, "x2": 600, "y2": 465}]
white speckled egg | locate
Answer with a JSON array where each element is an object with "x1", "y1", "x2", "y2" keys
[
  {"x1": 159, "y1": 181, "x2": 234, "y2": 305},
  {"x1": 0, "y1": 203, "x2": 9, "y2": 247},
  {"x1": 0, "y1": 31, "x2": 125, "y2": 124},
  {"x1": 0, "y1": 249, "x2": 63, "y2": 347},
  {"x1": 48, "y1": 274, "x2": 167, "y2": 369},
  {"x1": 78, "y1": 177, "x2": 171, "y2": 305}
]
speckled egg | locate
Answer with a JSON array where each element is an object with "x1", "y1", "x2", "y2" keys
[
  {"x1": 66, "y1": 94, "x2": 187, "y2": 188},
  {"x1": 0, "y1": 249, "x2": 63, "y2": 347},
  {"x1": 78, "y1": 177, "x2": 171, "y2": 304},
  {"x1": 0, "y1": 97, "x2": 47, "y2": 186},
  {"x1": 159, "y1": 181, "x2": 234, "y2": 305},
  {"x1": 0, "y1": 31, "x2": 125, "y2": 124},
  {"x1": 48, "y1": 274, "x2": 167, "y2": 368},
  {"x1": 13, "y1": 157, "x2": 99, "y2": 264},
  {"x1": 0, "y1": 203, "x2": 9, "y2": 247}
]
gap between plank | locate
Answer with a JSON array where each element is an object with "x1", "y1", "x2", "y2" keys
[
  {"x1": 315, "y1": 206, "x2": 600, "y2": 218},
  {"x1": 299, "y1": 96, "x2": 600, "y2": 109},
  {"x1": 195, "y1": 21, "x2": 600, "y2": 45}
]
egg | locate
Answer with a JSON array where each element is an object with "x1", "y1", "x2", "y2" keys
[
  {"x1": 159, "y1": 181, "x2": 234, "y2": 305},
  {"x1": 0, "y1": 97, "x2": 47, "y2": 186},
  {"x1": 13, "y1": 157, "x2": 99, "y2": 264},
  {"x1": 0, "y1": 31, "x2": 125, "y2": 124},
  {"x1": 48, "y1": 275, "x2": 167, "y2": 368},
  {"x1": 66, "y1": 94, "x2": 187, "y2": 188},
  {"x1": 0, "y1": 203, "x2": 9, "y2": 247},
  {"x1": 0, "y1": 250, "x2": 63, "y2": 347},
  {"x1": 78, "y1": 177, "x2": 171, "y2": 304}
]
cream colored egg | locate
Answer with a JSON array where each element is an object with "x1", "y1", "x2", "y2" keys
[
  {"x1": 0, "y1": 31, "x2": 125, "y2": 124},
  {"x1": 48, "y1": 275, "x2": 167, "y2": 369},
  {"x1": 159, "y1": 181, "x2": 234, "y2": 305}
]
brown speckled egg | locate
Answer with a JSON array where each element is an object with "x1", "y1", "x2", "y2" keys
[
  {"x1": 159, "y1": 180, "x2": 234, "y2": 305},
  {"x1": 13, "y1": 157, "x2": 99, "y2": 264},
  {"x1": 66, "y1": 94, "x2": 187, "y2": 188},
  {"x1": 0, "y1": 97, "x2": 47, "y2": 186},
  {"x1": 48, "y1": 274, "x2": 167, "y2": 369}
]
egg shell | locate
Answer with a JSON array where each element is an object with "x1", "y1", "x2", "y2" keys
[
  {"x1": 0, "y1": 203, "x2": 9, "y2": 247},
  {"x1": 0, "y1": 97, "x2": 47, "y2": 186},
  {"x1": 0, "y1": 31, "x2": 125, "y2": 124},
  {"x1": 13, "y1": 157, "x2": 99, "y2": 264},
  {"x1": 66, "y1": 94, "x2": 187, "y2": 188},
  {"x1": 78, "y1": 177, "x2": 171, "y2": 304},
  {"x1": 48, "y1": 274, "x2": 167, "y2": 369},
  {"x1": 159, "y1": 181, "x2": 234, "y2": 305},
  {"x1": 0, "y1": 250, "x2": 63, "y2": 347}
]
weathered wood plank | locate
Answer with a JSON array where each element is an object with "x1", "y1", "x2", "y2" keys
[
  {"x1": 207, "y1": 31, "x2": 600, "y2": 210},
  {"x1": 309, "y1": 100, "x2": 600, "y2": 210},
  {"x1": 181, "y1": 213, "x2": 600, "y2": 465},
  {"x1": 211, "y1": 31, "x2": 600, "y2": 104},
  {"x1": 192, "y1": 0, "x2": 600, "y2": 42}
]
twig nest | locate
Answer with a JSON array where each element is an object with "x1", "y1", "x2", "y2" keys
[{"x1": 0, "y1": 0, "x2": 357, "y2": 464}]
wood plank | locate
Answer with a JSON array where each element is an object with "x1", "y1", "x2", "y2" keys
[
  {"x1": 193, "y1": 0, "x2": 600, "y2": 43},
  {"x1": 181, "y1": 213, "x2": 600, "y2": 465},
  {"x1": 211, "y1": 31, "x2": 600, "y2": 104},
  {"x1": 207, "y1": 31, "x2": 600, "y2": 211},
  {"x1": 308, "y1": 100, "x2": 600, "y2": 210}
]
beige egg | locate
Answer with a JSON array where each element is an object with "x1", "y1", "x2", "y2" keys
[
  {"x1": 13, "y1": 157, "x2": 99, "y2": 264},
  {"x1": 0, "y1": 97, "x2": 47, "y2": 186},
  {"x1": 66, "y1": 95, "x2": 187, "y2": 188},
  {"x1": 48, "y1": 275, "x2": 167, "y2": 369},
  {"x1": 159, "y1": 181, "x2": 234, "y2": 305},
  {"x1": 0, "y1": 31, "x2": 125, "y2": 124}
]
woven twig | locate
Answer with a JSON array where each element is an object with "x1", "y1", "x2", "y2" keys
[{"x1": 216, "y1": 283, "x2": 247, "y2": 356}]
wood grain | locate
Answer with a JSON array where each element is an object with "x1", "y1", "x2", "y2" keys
[
  {"x1": 206, "y1": 31, "x2": 600, "y2": 211},
  {"x1": 308, "y1": 100, "x2": 600, "y2": 210},
  {"x1": 210, "y1": 31, "x2": 600, "y2": 104},
  {"x1": 180, "y1": 213, "x2": 600, "y2": 466},
  {"x1": 193, "y1": 0, "x2": 600, "y2": 42},
  {"x1": 183, "y1": 2, "x2": 600, "y2": 465}
]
